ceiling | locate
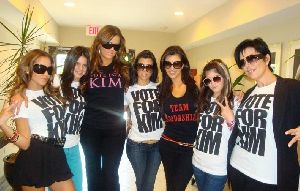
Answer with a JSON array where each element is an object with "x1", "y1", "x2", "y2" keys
[{"x1": 39, "y1": 0, "x2": 228, "y2": 33}]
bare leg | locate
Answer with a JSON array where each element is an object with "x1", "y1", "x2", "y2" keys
[
  {"x1": 21, "y1": 186, "x2": 45, "y2": 191},
  {"x1": 49, "y1": 179, "x2": 75, "y2": 191}
]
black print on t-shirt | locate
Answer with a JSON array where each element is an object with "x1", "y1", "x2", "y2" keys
[
  {"x1": 89, "y1": 73, "x2": 122, "y2": 88},
  {"x1": 64, "y1": 88, "x2": 86, "y2": 135},
  {"x1": 131, "y1": 89, "x2": 163, "y2": 133},
  {"x1": 194, "y1": 102, "x2": 223, "y2": 155},
  {"x1": 235, "y1": 94, "x2": 273, "y2": 156},
  {"x1": 32, "y1": 95, "x2": 65, "y2": 139}
]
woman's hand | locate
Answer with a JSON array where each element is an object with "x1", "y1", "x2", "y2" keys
[
  {"x1": 0, "y1": 102, "x2": 17, "y2": 127},
  {"x1": 233, "y1": 90, "x2": 244, "y2": 103},
  {"x1": 10, "y1": 93, "x2": 28, "y2": 114},
  {"x1": 215, "y1": 97, "x2": 235, "y2": 123},
  {"x1": 285, "y1": 126, "x2": 300, "y2": 147}
]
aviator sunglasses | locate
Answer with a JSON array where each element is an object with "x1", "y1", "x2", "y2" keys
[
  {"x1": 163, "y1": 61, "x2": 183, "y2": 69},
  {"x1": 238, "y1": 53, "x2": 265, "y2": 68},
  {"x1": 203, "y1": 75, "x2": 222, "y2": 86},
  {"x1": 101, "y1": 42, "x2": 121, "y2": 51},
  {"x1": 33, "y1": 64, "x2": 53, "y2": 75},
  {"x1": 136, "y1": 63, "x2": 153, "y2": 72}
]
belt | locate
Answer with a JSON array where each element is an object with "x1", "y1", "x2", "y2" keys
[
  {"x1": 31, "y1": 134, "x2": 66, "y2": 147},
  {"x1": 129, "y1": 139, "x2": 158, "y2": 144},
  {"x1": 141, "y1": 140, "x2": 159, "y2": 144},
  {"x1": 161, "y1": 134, "x2": 194, "y2": 148}
]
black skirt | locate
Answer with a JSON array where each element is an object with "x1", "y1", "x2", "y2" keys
[{"x1": 13, "y1": 138, "x2": 72, "y2": 188}]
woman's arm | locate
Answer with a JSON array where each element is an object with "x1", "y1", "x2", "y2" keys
[{"x1": 0, "y1": 103, "x2": 31, "y2": 150}]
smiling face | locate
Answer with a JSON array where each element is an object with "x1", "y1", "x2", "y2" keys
[
  {"x1": 99, "y1": 35, "x2": 121, "y2": 63},
  {"x1": 164, "y1": 54, "x2": 183, "y2": 81},
  {"x1": 73, "y1": 56, "x2": 88, "y2": 81},
  {"x1": 28, "y1": 56, "x2": 52, "y2": 90},
  {"x1": 204, "y1": 69, "x2": 224, "y2": 97},
  {"x1": 240, "y1": 47, "x2": 270, "y2": 82}
]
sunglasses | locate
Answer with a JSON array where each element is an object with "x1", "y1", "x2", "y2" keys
[
  {"x1": 33, "y1": 64, "x2": 53, "y2": 75},
  {"x1": 203, "y1": 75, "x2": 222, "y2": 86},
  {"x1": 163, "y1": 61, "x2": 183, "y2": 69},
  {"x1": 101, "y1": 42, "x2": 121, "y2": 51},
  {"x1": 136, "y1": 63, "x2": 153, "y2": 72},
  {"x1": 238, "y1": 54, "x2": 265, "y2": 68}
]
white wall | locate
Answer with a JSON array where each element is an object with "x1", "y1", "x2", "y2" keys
[
  {"x1": 58, "y1": 26, "x2": 175, "y2": 63},
  {"x1": 186, "y1": 14, "x2": 300, "y2": 92},
  {"x1": 0, "y1": 17, "x2": 22, "y2": 178}
]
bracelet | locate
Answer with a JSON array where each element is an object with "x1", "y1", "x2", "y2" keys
[
  {"x1": 226, "y1": 120, "x2": 235, "y2": 130},
  {"x1": 7, "y1": 129, "x2": 20, "y2": 143}
]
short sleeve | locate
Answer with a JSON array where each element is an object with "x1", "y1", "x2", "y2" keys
[
  {"x1": 233, "y1": 97, "x2": 241, "y2": 113},
  {"x1": 124, "y1": 92, "x2": 129, "y2": 106},
  {"x1": 14, "y1": 102, "x2": 28, "y2": 119}
]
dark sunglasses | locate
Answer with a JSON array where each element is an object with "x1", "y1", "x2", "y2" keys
[
  {"x1": 163, "y1": 61, "x2": 183, "y2": 69},
  {"x1": 203, "y1": 75, "x2": 222, "y2": 86},
  {"x1": 33, "y1": 64, "x2": 53, "y2": 75},
  {"x1": 101, "y1": 42, "x2": 121, "y2": 51},
  {"x1": 136, "y1": 63, "x2": 153, "y2": 72},
  {"x1": 238, "y1": 54, "x2": 265, "y2": 68}
]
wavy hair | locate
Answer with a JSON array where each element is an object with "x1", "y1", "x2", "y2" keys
[
  {"x1": 130, "y1": 50, "x2": 158, "y2": 85},
  {"x1": 90, "y1": 25, "x2": 129, "y2": 88},
  {"x1": 10, "y1": 49, "x2": 62, "y2": 102},
  {"x1": 61, "y1": 46, "x2": 91, "y2": 101},
  {"x1": 197, "y1": 59, "x2": 233, "y2": 115},
  {"x1": 159, "y1": 46, "x2": 198, "y2": 104}
]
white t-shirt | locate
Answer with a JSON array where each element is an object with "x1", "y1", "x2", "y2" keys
[
  {"x1": 193, "y1": 97, "x2": 239, "y2": 176},
  {"x1": 124, "y1": 82, "x2": 164, "y2": 142},
  {"x1": 230, "y1": 81, "x2": 277, "y2": 184},
  {"x1": 64, "y1": 81, "x2": 86, "y2": 148},
  {"x1": 15, "y1": 89, "x2": 65, "y2": 139}
]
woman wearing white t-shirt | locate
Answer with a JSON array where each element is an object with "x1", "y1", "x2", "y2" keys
[
  {"x1": 11, "y1": 46, "x2": 91, "y2": 191},
  {"x1": 59, "y1": 46, "x2": 90, "y2": 191},
  {"x1": 229, "y1": 38, "x2": 300, "y2": 191},
  {"x1": 193, "y1": 59, "x2": 236, "y2": 191},
  {"x1": 0, "y1": 49, "x2": 75, "y2": 190},
  {"x1": 125, "y1": 50, "x2": 164, "y2": 191}
]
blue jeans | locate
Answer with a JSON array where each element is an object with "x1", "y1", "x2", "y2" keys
[
  {"x1": 193, "y1": 165, "x2": 227, "y2": 191},
  {"x1": 64, "y1": 144, "x2": 82, "y2": 191},
  {"x1": 126, "y1": 139, "x2": 161, "y2": 191}
]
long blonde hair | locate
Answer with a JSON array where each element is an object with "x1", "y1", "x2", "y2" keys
[{"x1": 10, "y1": 49, "x2": 63, "y2": 102}]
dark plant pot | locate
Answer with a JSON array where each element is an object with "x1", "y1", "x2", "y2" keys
[{"x1": 3, "y1": 152, "x2": 21, "y2": 191}]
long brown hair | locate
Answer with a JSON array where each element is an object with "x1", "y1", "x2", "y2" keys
[
  {"x1": 61, "y1": 46, "x2": 91, "y2": 101},
  {"x1": 10, "y1": 49, "x2": 63, "y2": 102},
  {"x1": 197, "y1": 59, "x2": 233, "y2": 115},
  {"x1": 90, "y1": 25, "x2": 129, "y2": 88}
]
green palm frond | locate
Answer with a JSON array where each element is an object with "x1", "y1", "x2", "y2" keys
[
  {"x1": 0, "y1": 5, "x2": 49, "y2": 98},
  {"x1": 232, "y1": 73, "x2": 246, "y2": 88}
]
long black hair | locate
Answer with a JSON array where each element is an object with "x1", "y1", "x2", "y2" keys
[
  {"x1": 61, "y1": 46, "x2": 90, "y2": 101},
  {"x1": 159, "y1": 46, "x2": 198, "y2": 104}
]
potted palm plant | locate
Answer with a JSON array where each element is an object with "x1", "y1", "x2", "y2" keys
[{"x1": 0, "y1": 6, "x2": 48, "y2": 97}]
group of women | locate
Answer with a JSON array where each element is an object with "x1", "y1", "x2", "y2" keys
[{"x1": 0, "y1": 24, "x2": 300, "y2": 191}]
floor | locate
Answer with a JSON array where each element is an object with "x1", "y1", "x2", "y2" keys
[
  {"x1": 118, "y1": 141, "x2": 231, "y2": 191},
  {"x1": 1, "y1": 142, "x2": 230, "y2": 191},
  {"x1": 1, "y1": 140, "x2": 300, "y2": 190}
]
